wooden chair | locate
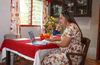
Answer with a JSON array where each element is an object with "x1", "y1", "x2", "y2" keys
[{"x1": 66, "y1": 37, "x2": 91, "y2": 65}]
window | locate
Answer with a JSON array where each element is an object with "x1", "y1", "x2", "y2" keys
[
  {"x1": 19, "y1": 0, "x2": 43, "y2": 25},
  {"x1": 10, "y1": 0, "x2": 48, "y2": 35},
  {"x1": 20, "y1": 0, "x2": 31, "y2": 25},
  {"x1": 32, "y1": 0, "x2": 43, "y2": 25}
]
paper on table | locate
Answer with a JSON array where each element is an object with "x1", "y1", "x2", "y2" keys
[{"x1": 32, "y1": 40, "x2": 50, "y2": 45}]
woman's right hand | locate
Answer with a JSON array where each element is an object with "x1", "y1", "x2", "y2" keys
[{"x1": 45, "y1": 38, "x2": 55, "y2": 42}]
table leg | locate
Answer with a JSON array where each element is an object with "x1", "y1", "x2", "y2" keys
[
  {"x1": 6, "y1": 50, "x2": 10, "y2": 65},
  {"x1": 11, "y1": 53, "x2": 14, "y2": 65}
]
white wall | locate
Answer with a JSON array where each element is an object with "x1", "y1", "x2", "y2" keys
[
  {"x1": 0, "y1": 0, "x2": 10, "y2": 46},
  {"x1": 89, "y1": 0, "x2": 100, "y2": 59},
  {"x1": 0, "y1": 0, "x2": 10, "y2": 62},
  {"x1": 76, "y1": 17, "x2": 95, "y2": 58},
  {"x1": 75, "y1": 0, "x2": 100, "y2": 59}
]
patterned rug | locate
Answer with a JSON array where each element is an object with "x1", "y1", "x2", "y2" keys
[
  {"x1": 0, "y1": 57, "x2": 100, "y2": 65},
  {"x1": 0, "y1": 56, "x2": 33, "y2": 65}
]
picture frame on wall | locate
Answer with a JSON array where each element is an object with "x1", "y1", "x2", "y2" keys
[
  {"x1": 50, "y1": 0, "x2": 92, "y2": 17},
  {"x1": 51, "y1": 4, "x2": 62, "y2": 17},
  {"x1": 50, "y1": 0, "x2": 63, "y2": 17}
]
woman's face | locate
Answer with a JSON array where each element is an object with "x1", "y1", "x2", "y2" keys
[{"x1": 59, "y1": 14, "x2": 67, "y2": 26}]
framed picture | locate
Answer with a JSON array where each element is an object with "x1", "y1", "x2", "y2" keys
[
  {"x1": 50, "y1": 0, "x2": 92, "y2": 17},
  {"x1": 50, "y1": 0, "x2": 62, "y2": 17},
  {"x1": 51, "y1": 4, "x2": 62, "y2": 17}
]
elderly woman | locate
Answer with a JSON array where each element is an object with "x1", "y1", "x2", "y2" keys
[{"x1": 41, "y1": 10, "x2": 83, "y2": 65}]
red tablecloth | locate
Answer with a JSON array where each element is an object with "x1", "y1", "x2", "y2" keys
[{"x1": 0, "y1": 39, "x2": 59, "y2": 58}]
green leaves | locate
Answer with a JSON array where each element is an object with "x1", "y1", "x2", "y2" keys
[{"x1": 44, "y1": 16, "x2": 57, "y2": 34}]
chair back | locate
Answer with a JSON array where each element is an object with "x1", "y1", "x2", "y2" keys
[
  {"x1": 80, "y1": 37, "x2": 91, "y2": 65},
  {"x1": 4, "y1": 34, "x2": 17, "y2": 39},
  {"x1": 19, "y1": 25, "x2": 41, "y2": 38}
]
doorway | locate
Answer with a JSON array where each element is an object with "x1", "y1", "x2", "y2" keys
[{"x1": 97, "y1": 7, "x2": 100, "y2": 60}]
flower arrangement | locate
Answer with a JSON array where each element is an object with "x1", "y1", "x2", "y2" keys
[{"x1": 44, "y1": 16, "x2": 58, "y2": 35}]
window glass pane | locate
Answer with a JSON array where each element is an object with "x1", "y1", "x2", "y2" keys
[
  {"x1": 32, "y1": 0, "x2": 43, "y2": 25},
  {"x1": 19, "y1": 0, "x2": 31, "y2": 25}
]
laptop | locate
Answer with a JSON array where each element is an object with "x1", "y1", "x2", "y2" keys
[{"x1": 28, "y1": 31, "x2": 50, "y2": 45}]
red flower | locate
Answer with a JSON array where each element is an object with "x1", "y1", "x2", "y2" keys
[{"x1": 47, "y1": 0, "x2": 52, "y2": 3}]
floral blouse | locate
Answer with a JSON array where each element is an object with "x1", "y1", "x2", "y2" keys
[{"x1": 41, "y1": 23, "x2": 82, "y2": 65}]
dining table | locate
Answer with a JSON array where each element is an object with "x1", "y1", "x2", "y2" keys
[{"x1": 0, "y1": 37, "x2": 59, "y2": 65}]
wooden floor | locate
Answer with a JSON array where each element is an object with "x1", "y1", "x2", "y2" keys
[
  {"x1": 85, "y1": 58, "x2": 100, "y2": 65},
  {"x1": 0, "y1": 58, "x2": 100, "y2": 65}
]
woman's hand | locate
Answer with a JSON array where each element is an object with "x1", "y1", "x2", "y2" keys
[
  {"x1": 45, "y1": 38, "x2": 55, "y2": 42},
  {"x1": 45, "y1": 36, "x2": 61, "y2": 43}
]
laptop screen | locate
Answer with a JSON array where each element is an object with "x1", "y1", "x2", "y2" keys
[{"x1": 28, "y1": 31, "x2": 35, "y2": 42}]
